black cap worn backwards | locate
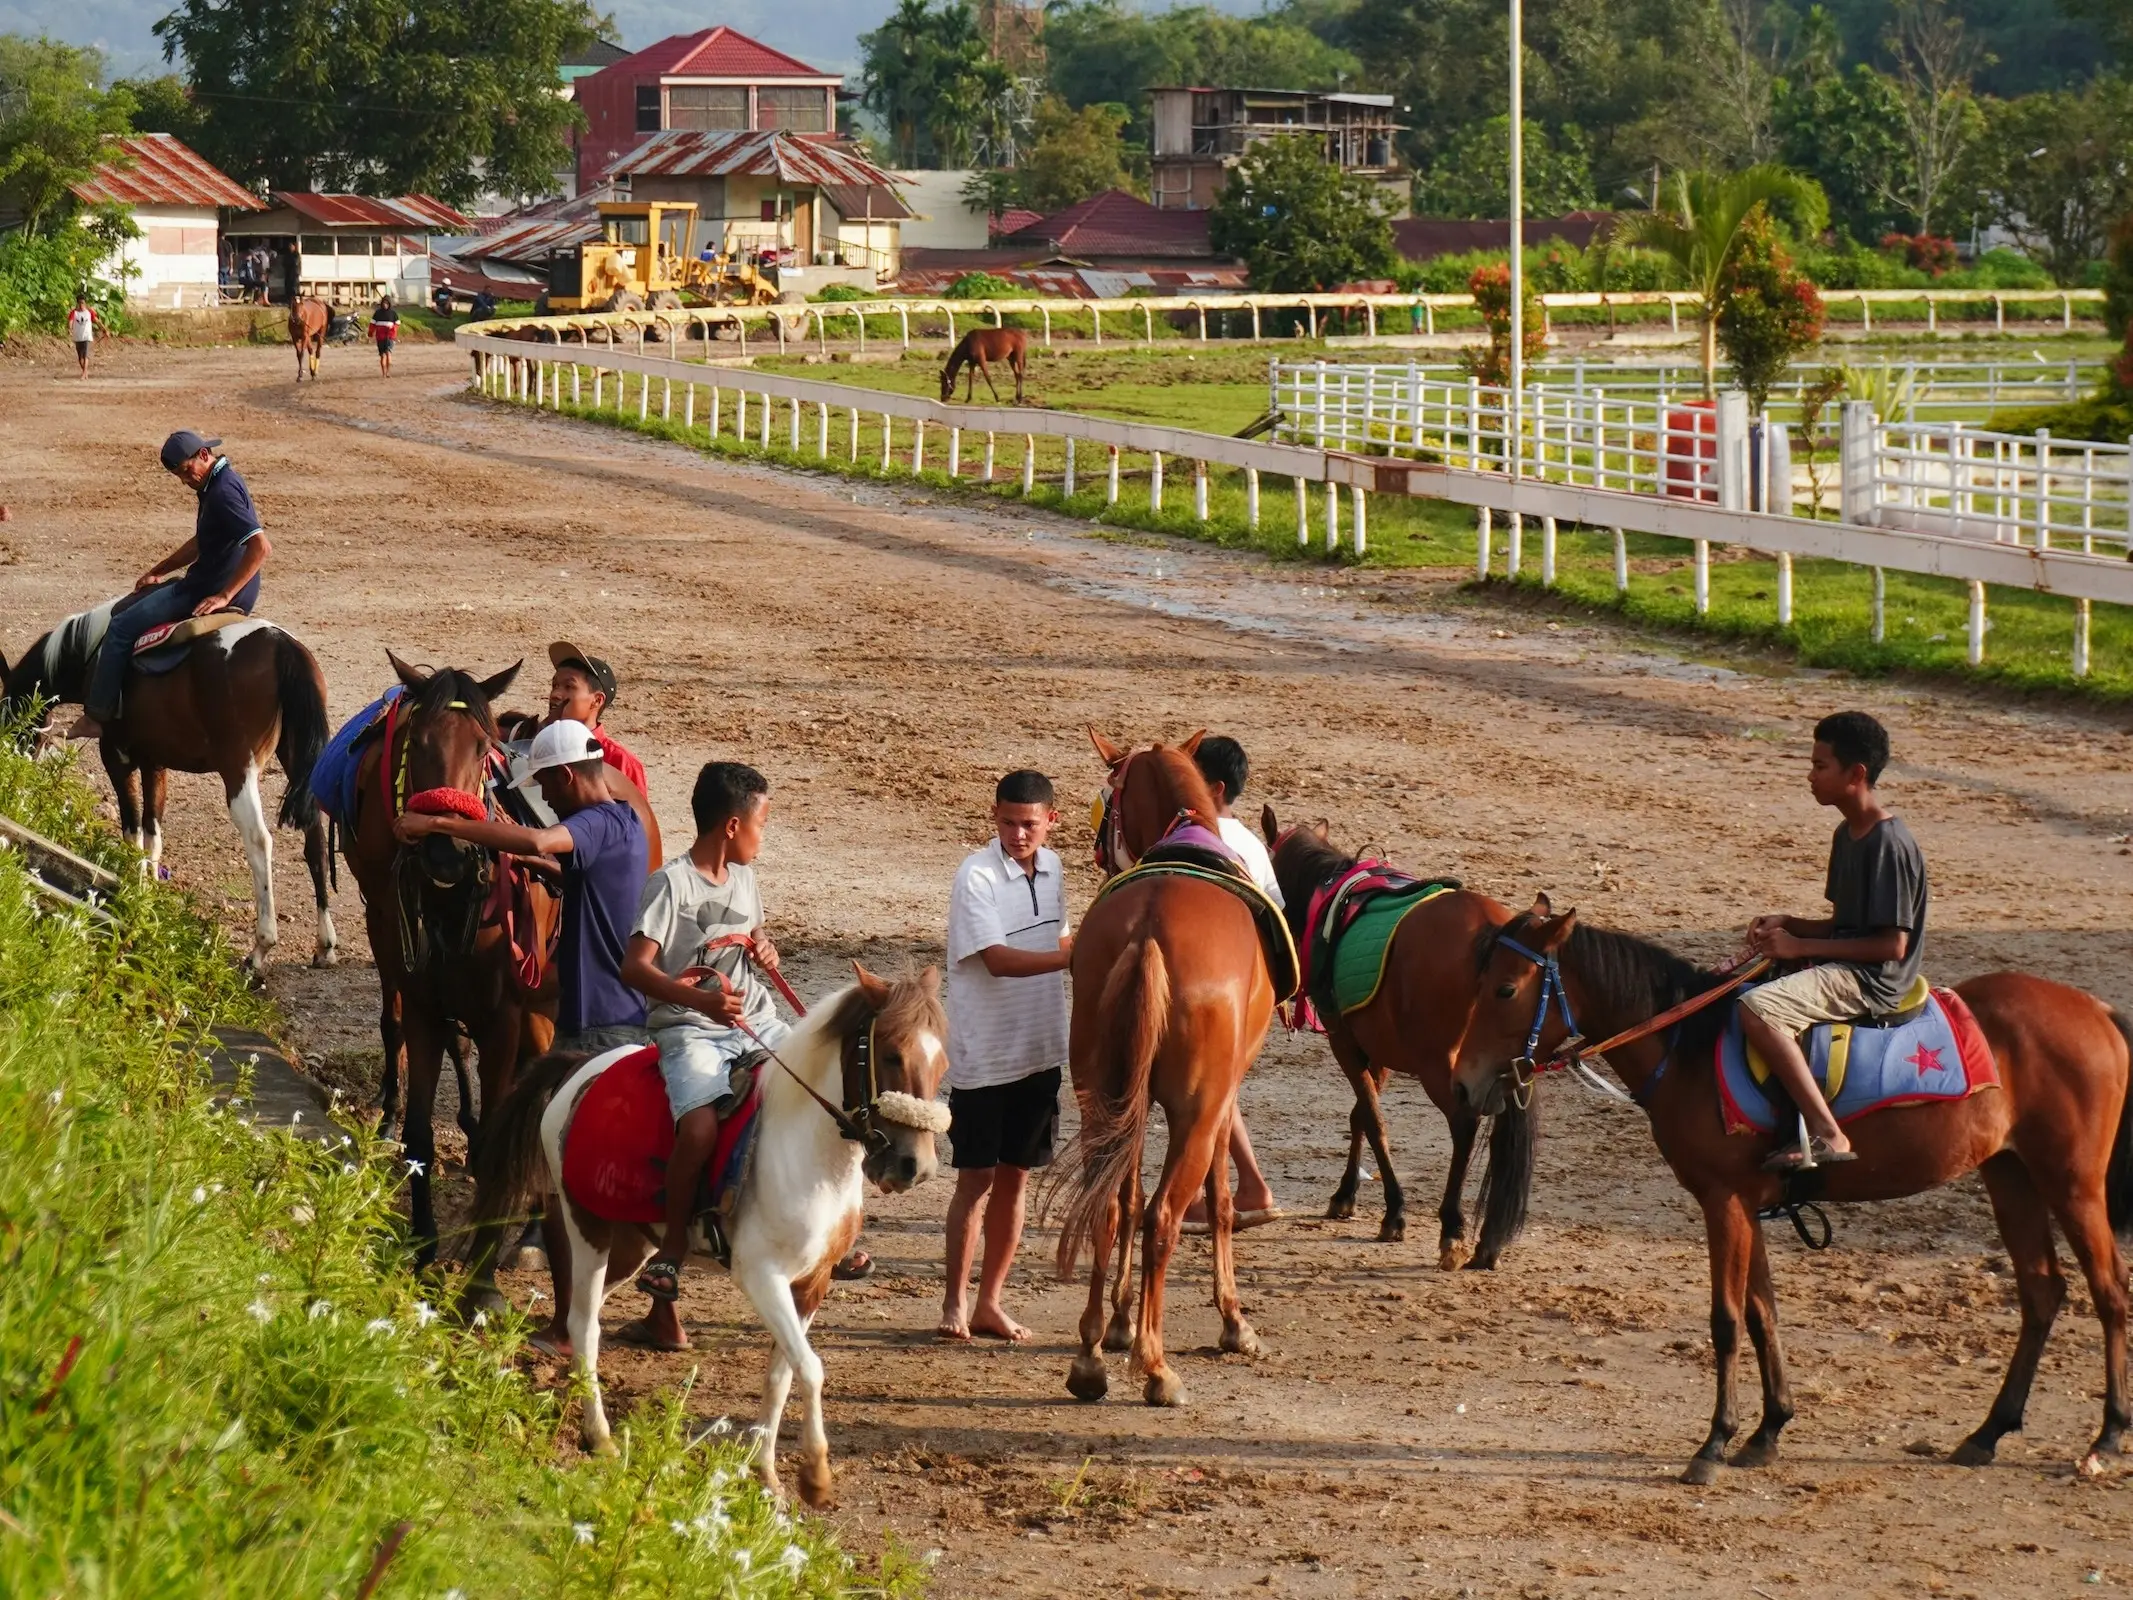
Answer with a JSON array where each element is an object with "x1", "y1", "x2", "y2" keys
[
  {"x1": 547, "y1": 640, "x2": 619, "y2": 703},
  {"x1": 160, "y1": 430, "x2": 222, "y2": 472}
]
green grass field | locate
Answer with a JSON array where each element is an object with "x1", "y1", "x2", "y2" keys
[
  {"x1": 0, "y1": 716, "x2": 909, "y2": 1598},
  {"x1": 520, "y1": 347, "x2": 2130, "y2": 698}
]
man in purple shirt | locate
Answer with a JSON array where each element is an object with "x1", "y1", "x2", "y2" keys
[{"x1": 394, "y1": 718, "x2": 649, "y2": 1051}]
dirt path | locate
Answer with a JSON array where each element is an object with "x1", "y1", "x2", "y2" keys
[{"x1": 4, "y1": 340, "x2": 2131, "y2": 1598}]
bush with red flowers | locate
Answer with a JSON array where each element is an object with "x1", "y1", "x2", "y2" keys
[
  {"x1": 1462, "y1": 262, "x2": 1547, "y2": 387},
  {"x1": 1717, "y1": 206, "x2": 1827, "y2": 415}
]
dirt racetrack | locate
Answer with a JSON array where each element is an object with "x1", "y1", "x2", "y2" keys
[{"x1": 5, "y1": 338, "x2": 2132, "y2": 1598}]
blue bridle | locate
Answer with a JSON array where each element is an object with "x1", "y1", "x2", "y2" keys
[{"x1": 1495, "y1": 933, "x2": 1581, "y2": 1109}]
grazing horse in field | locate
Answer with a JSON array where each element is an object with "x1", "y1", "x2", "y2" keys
[
  {"x1": 470, "y1": 966, "x2": 948, "y2": 1503},
  {"x1": 1455, "y1": 899, "x2": 2133, "y2": 1484},
  {"x1": 1055, "y1": 731, "x2": 1281, "y2": 1407},
  {"x1": 4, "y1": 618, "x2": 335, "y2": 973},
  {"x1": 1265, "y1": 814, "x2": 1531, "y2": 1268},
  {"x1": 289, "y1": 297, "x2": 329, "y2": 381},
  {"x1": 940, "y1": 326, "x2": 1028, "y2": 404},
  {"x1": 340, "y1": 655, "x2": 561, "y2": 1263}
]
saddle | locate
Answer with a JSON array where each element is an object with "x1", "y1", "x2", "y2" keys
[
  {"x1": 1298, "y1": 863, "x2": 1460, "y2": 1025},
  {"x1": 1715, "y1": 976, "x2": 1998, "y2": 1135},
  {"x1": 32, "y1": 600, "x2": 252, "y2": 700},
  {"x1": 1092, "y1": 828, "x2": 1300, "y2": 1001},
  {"x1": 560, "y1": 1045, "x2": 766, "y2": 1266},
  {"x1": 131, "y1": 611, "x2": 250, "y2": 656}
]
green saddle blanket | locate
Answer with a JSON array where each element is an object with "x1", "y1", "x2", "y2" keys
[{"x1": 1331, "y1": 884, "x2": 1456, "y2": 1015}]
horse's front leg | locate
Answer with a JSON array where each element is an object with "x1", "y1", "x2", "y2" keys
[
  {"x1": 223, "y1": 761, "x2": 278, "y2": 972},
  {"x1": 143, "y1": 768, "x2": 168, "y2": 872},
  {"x1": 982, "y1": 361, "x2": 1002, "y2": 403},
  {"x1": 99, "y1": 744, "x2": 141, "y2": 858},
  {"x1": 1730, "y1": 1219, "x2": 1794, "y2": 1467},
  {"x1": 302, "y1": 812, "x2": 336, "y2": 966},
  {"x1": 399, "y1": 1007, "x2": 449, "y2": 1269},
  {"x1": 566, "y1": 1218, "x2": 620, "y2": 1456},
  {"x1": 1685, "y1": 1193, "x2": 1755, "y2": 1485},
  {"x1": 738, "y1": 1258, "x2": 830, "y2": 1506}
]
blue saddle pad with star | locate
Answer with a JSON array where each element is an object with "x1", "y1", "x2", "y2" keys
[
  {"x1": 309, "y1": 687, "x2": 401, "y2": 825},
  {"x1": 1715, "y1": 980, "x2": 1997, "y2": 1135}
]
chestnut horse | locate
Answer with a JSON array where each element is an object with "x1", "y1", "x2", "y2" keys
[
  {"x1": 940, "y1": 326, "x2": 1028, "y2": 404},
  {"x1": 289, "y1": 297, "x2": 328, "y2": 381},
  {"x1": 1455, "y1": 899, "x2": 2133, "y2": 1483},
  {"x1": 1055, "y1": 731, "x2": 1277, "y2": 1406},
  {"x1": 1264, "y1": 814, "x2": 1531, "y2": 1268},
  {"x1": 4, "y1": 619, "x2": 335, "y2": 973}
]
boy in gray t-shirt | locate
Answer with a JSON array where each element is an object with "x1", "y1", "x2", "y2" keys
[{"x1": 619, "y1": 762, "x2": 787, "y2": 1349}]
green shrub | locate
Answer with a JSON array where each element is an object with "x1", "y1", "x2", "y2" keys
[
  {"x1": 0, "y1": 212, "x2": 132, "y2": 338},
  {"x1": 944, "y1": 272, "x2": 1021, "y2": 300},
  {"x1": 813, "y1": 283, "x2": 875, "y2": 302}
]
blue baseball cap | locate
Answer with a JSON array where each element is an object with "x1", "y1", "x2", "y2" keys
[{"x1": 159, "y1": 430, "x2": 221, "y2": 471}]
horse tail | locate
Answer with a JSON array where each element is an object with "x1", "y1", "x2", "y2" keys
[
  {"x1": 1054, "y1": 927, "x2": 1170, "y2": 1281},
  {"x1": 470, "y1": 1049, "x2": 582, "y2": 1228},
  {"x1": 1471, "y1": 1089, "x2": 1537, "y2": 1268},
  {"x1": 272, "y1": 631, "x2": 329, "y2": 831},
  {"x1": 2106, "y1": 1008, "x2": 2133, "y2": 1240}
]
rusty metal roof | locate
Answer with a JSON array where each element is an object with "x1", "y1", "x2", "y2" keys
[
  {"x1": 452, "y1": 214, "x2": 601, "y2": 265},
  {"x1": 69, "y1": 134, "x2": 263, "y2": 211},
  {"x1": 609, "y1": 130, "x2": 898, "y2": 190},
  {"x1": 271, "y1": 193, "x2": 470, "y2": 230}
]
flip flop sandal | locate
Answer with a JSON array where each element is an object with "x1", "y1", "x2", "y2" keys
[
  {"x1": 634, "y1": 1258, "x2": 682, "y2": 1302},
  {"x1": 831, "y1": 1249, "x2": 873, "y2": 1281},
  {"x1": 1762, "y1": 1138, "x2": 1860, "y2": 1174},
  {"x1": 612, "y1": 1315, "x2": 690, "y2": 1353}
]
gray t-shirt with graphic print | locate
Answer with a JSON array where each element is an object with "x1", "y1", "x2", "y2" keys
[{"x1": 632, "y1": 856, "x2": 778, "y2": 1035}]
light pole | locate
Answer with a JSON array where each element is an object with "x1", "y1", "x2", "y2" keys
[{"x1": 1507, "y1": 0, "x2": 1524, "y2": 479}]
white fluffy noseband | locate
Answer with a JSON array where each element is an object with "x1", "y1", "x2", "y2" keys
[{"x1": 874, "y1": 1090, "x2": 951, "y2": 1134}]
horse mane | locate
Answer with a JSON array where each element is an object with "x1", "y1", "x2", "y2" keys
[
  {"x1": 1486, "y1": 912, "x2": 1734, "y2": 1057},
  {"x1": 404, "y1": 665, "x2": 501, "y2": 738},
  {"x1": 1139, "y1": 744, "x2": 1220, "y2": 829},
  {"x1": 1270, "y1": 825, "x2": 1356, "y2": 933},
  {"x1": 813, "y1": 969, "x2": 947, "y2": 1050}
]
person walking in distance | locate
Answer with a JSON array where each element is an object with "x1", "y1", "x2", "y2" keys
[
  {"x1": 939, "y1": 770, "x2": 1073, "y2": 1343},
  {"x1": 68, "y1": 295, "x2": 100, "y2": 378}
]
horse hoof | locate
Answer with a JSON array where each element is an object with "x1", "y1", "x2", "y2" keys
[
  {"x1": 1101, "y1": 1316, "x2": 1133, "y2": 1353},
  {"x1": 1066, "y1": 1355, "x2": 1109, "y2": 1401},
  {"x1": 505, "y1": 1245, "x2": 549, "y2": 1274},
  {"x1": 1680, "y1": 1456, "x2": 1721, "y2": 1486},
  {"x1": 1437, "y1": 1240, "x2": 1471, "y2": 1271},
  {"x1": 1950, "y1": 1436, "x2": 1997, "y2": 1468},
  {"x1": 796, "y1": 1457, "x2": 835, "y2": 1509},
  {"x1": 2077, "y1": 1451, "x2": 2107, "y2": 1480},
  {"x1": 586, "y1": 1432, "x2": 618, "y2": 1459},
  {"x1": 1729, "y1": 1438, "x2": 1779, "y2": 1469},
  {"x1": 311, "y1": 948, "x2": 338, "y2": 970},
  {"x1": 1219, "y1": 1324, "x2": 1263, "y2": 1358},
  {"x1": 457, "y1": 1283, "x2": 506, "y2": 1323},
  {"x1": 1378, "y1": 1218, "x2": 1406, "y2": 1244},
  {"x1": 1143, "y1": 1370, "x2": 1187, "y2": 1408},
  {"x1": 1325, "y1": 1195, "x2": 1357, "y2": 1221},
  {"x1": 1462, "y1": 1250, "x2": 1501, "y2": 1272}
]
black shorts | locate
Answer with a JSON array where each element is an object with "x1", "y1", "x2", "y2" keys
[
  {"x1": 74, "y1": 341, "x2": 90, "y2": 359},
  {"x1": 949, "y1": 1066, "x2": 1062, "y2": 1171}
]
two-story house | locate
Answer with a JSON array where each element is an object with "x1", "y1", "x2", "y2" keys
[
  {"x1": 573, "y1": 28, "x2": 841, "y2": 194},
  {"x1": 1148, "y1": 86, "x2": 1406, "y2": 215}
]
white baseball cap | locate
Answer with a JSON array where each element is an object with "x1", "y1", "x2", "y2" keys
[{"x1": 518, "y1": 718, "x2": 602, "y2": 784}]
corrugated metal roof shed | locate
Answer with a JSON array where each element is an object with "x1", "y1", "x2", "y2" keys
[
  {"x1": 451, "y1": 215, "x2": 601, "y2": 266},
  {"x1": 274, "y1": 193, "x2": 470, "y2": 230},
  {"x1": 612, "y1": 130, "x2": 898, "y2": 189},
  {"x1": 69, "y1": 133, "x2": 263, "y2": 210}
]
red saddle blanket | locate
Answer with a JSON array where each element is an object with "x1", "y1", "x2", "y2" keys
[{"x1": 559, "y1": 1045, "x2": 762, "y2": 1224}]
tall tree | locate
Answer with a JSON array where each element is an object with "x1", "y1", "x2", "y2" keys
[
  {"x1": 1778, "y1": 63, "x2": 1913, "y2": 242},
  {"x1": 1615, "y1": 164, "x2": 1829, "y2": 392},
  {"x1": 860, "y1": 0, "x2": 993, "y2": 168},
  {"x1": 153, "y1": 0, "x2": 596, "y2": 204},
  {"x1": 1413, "y1": 116, "x2": 1596, "y2": 219},
  {"x1": 1876, "y1": 0, "x2": 1986, "y2": 235},
  {"x1": 1968, "y1": 79, "x2": 2133, "y2": 283},
  {"x1": 1015, "y1": 96, "x2": 1139, "y2": 212},
  {"x1": 1209, "y1": 132, "x2": 1395, "y2": 293},
  {"x1": 0, "y1": 36, "x2": 136, "y2": 234}
]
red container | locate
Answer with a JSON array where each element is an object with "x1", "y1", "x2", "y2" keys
[{"x1": 1662, "y1": 399, "x2": 1718, "y2": 502}]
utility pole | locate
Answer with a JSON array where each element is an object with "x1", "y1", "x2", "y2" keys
[{"x1": 1508, "y1": 0, "x2": 1524, "y2": 479}]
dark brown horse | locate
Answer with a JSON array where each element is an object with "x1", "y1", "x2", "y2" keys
[
  {"x1": 4, "y1": 618, "x2": 335, "y2": 973},
  {"x1": 940, "y1": 326, "x2": 1028, "y2": 404},
  {"x1": 342, "y1": 656, "x2": 560, "y2": 1263},
  {"x1": 1454, "y1": 900, "x2": 2133, "y2": 1483},
  {"x1": 289, "y1": 297, "x2": 328, "y2": 381},
  {"x1": 1264, "y1": 814, "x2": 1531, "y2": 1268},
  {"x1": 1055, "y1": 731, "x2": 1276, "y2": 1407}
]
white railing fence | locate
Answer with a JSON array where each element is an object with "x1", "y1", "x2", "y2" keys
[
  {"x1": 458, "y1": 330, "x2": 2133, "y2": 680},
  {"x1": 1848, "y1": 415, "x2": 2133, "y2": 558}
]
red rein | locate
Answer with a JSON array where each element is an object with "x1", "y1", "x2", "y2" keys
[{"x1": 405, "y1": 787, "x2": 488, "y2": 822}]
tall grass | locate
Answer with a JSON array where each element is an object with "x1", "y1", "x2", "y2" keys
[{"x1": 0, "y1": 724, "x2": 909, "y2": 1599}]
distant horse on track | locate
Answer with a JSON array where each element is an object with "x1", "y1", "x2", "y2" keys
[
  {"x1": 4, "y1": 616, "x2": 335, "y2": 973},
  {"x1": 940, "y1": 326, "x2": 1028, "y2": 404},
  {"x1": 289, "y1": 297, "x2": 329, "y2": 381},
  {"x1": 1264, "y1": 813, "x2": 1531, "y2": 1268},
  {"x1": 1456, "y1": 899, "x2": 2133, "y2": 1484},
  {"x1": 1054, "y1": 730, "x2": 1279, "y2": 1407}
]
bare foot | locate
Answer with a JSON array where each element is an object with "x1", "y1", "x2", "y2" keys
[
  {"x1": 969, "y1": 1305, "x2": 1031, "y2": 1343},
  {"x1": 937, "y1": 1311, "x2": 972, "y2": 1342}
]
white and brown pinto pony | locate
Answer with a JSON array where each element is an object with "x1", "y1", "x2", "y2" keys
[{"x1": 471, "y1": 964, "x2": 948, "y2": 1505}]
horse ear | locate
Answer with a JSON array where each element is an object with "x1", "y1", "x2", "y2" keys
[
  {"x1": 1540, "y1": 908, "x2": 1579, "y2": 951},
  {"x1": 1088, "y1": 727, "x2": 1126, "y2": 767},
  {"x1": 919, "y1": 965, "x2": 941, "y2": 998},
  {"x1": 1177, "y1": 729, "x2": 1206, "y2": 756},
  {"x1": 851, "y1": 961, "x2": 892, "y2": 1008},
  {"x1": 1260, "y1": 803, "x2": 1280, "y2": 845},
  {"x1": 1530, "y1": 891, "x2": 1553, "y2": 918},
  {"x1": 477, "y1": 660, "x2": 523, "y2": 703},
  {"x1": 1312, "y1": 818, "x2": 1330, "y2": 840},
  {"x1": 385, "y1": 650, "x2": 427, "y2": 692}
]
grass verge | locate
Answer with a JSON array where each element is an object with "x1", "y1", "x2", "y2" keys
[
  {"x1": 0, "y1": 718, "x2": 913, "y2": 1598},
  {"x1": 510, "y1": 359, "x2": 2128, "y2": 698}
]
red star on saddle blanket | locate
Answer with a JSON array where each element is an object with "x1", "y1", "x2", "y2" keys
[{"x1": 1907, "y1": 1044, "x2": 1948, "y2": 1075}]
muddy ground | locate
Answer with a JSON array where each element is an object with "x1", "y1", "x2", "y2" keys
[{"x1": 4, "y1": 339, "x2": 2131, "y2": 1598}]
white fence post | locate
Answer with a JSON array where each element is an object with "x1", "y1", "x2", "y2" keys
[
  {"x1": 981, "y1": 431, "x2": 993, "y2": 482},
  {"x1": 1324, "y1": 479, "x2": 1339, "y2": 553},
  {"x1": 1295, "y1": 476, "x2": 1309, "y2": 546},
  {"x1": 759, "y1": 393, "x2": 771, "y2": 448},
  {"x1": 2075, "y1": 597, "x2": 2092, "y2": 679},
  {"x1": 1351, "y1": 485, "x2": 1366, "y2": 556},
  {"x1": 789, "y1": 397, "x2": 801, "y2": 452},
  {"x1": 1507, "y1": 512, "x2": 1523, "y2": 578},
  {"x1": 1193, "y1": 459, "x2": 1209, "y2": 522},
  {"x1": 1694, "y1": 540, "x2": 1710, "y2": 615},
  {"x1": 684, "y1": 384, "x2": 694, "y2": 428},
  {"x1": 881, "y1": 413, "x2": 893, "y2": 471},
  {"x1": 1776, "y1": 552, "x2": 1793, "y2": 626},
  {"x1": 1871, "y1": 567, "x2": 1886, "y2": 643},
  {"x1": 1477, "y1": 506, "x2": 1492, "y2": 578},
  {"x1": 1151, "y1": 452, "x2": 1164, "y2": 512},
  {"x1": 1612, "y1": 528, "x2": 1627, "y2": 593},
  {"x1": 849, "y1": 406, "x2": 859, "y2": 462},
  {"x1": 1022, "y1": 436, "x2": 1035, "y2": 495},
  {"x1": 1246, "y1": 466, "x2": 1260, "y2": 528},
  {"x1": 1064, "y1": 437, "x2": 1076, "y2": 496},
  {"x1": 1840, "y1": 401, "x2": 1877, "y2": 524},
  {"x1": 947, "y1": 427, "x2": 961, "y2": 478},
  {"x1": 1716, "y1": 391, "x2": 1750, "y2": 511},
  {"x1": 912, "y1": 418, "x2": 925, "y2": 474},
  {"x1": 817, "y1": 402, "x2": 828, "y2": 458},
  {"x1": 1107, "y1": 445, "x2": 1120, "y2": 504},
  {"x1": 1540, "y1": 515, "x2": 1557, "y2": 587},
  {"x1": 709, "y1": 386, "x2": 720, "y2": 437},
  {"x1": 1967, "y1": 580, "x2": 1987, "y2": 665}
]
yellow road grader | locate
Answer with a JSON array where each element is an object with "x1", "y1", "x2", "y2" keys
[{"x1": 535, "y1": 201, "x2": 780, "y2": 314}]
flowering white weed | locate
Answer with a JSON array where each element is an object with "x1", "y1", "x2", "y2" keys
[
  {"x1": 780, "y1": 1544, "x2": 807, "y2": 1574},
  {"x1": 472, "y1": 1310, "x2": 488, "y2": 1328},
  {"x1": 308, "y1": 1300, "x2": 332, "y2": 1321},
  {"x1": 732, "y1": 1549, "x2": 750, "y2": 1573},
  {"x1": 246, "y1": 1299, "x2": 273, "y2": 1324},
  {"x1": 572, "y1": 1522, "x2": 595, "y2": 1546},
  {"x1": 48, "y1": 1087, "x2": 63, "y2": 1106},
  {"x1": 191, "y1": 1186, "x2": 207, "y2": 1205},
  {"x1": 365, "y1": 1318, "x2": 395, "y2": 1337},
  {"x1": 291, "y1": 1205, "x2": 314, "y2": 1225},
  {"x1": 413, "y1": 1301, "x2": 439, "y2": 1327},
  {"x1": 405, "y1": 1157, "x2": 426, "y2": 1177}
]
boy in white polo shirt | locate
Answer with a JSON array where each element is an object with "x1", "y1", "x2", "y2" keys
[{"x1": 940, "y1": 769, "x2": 1073, "y2": 1343}]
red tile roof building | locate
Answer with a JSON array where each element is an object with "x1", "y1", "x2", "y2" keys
[
  {"x1": 572, "y1": 27, "x2": 840, "y2": 193},
  {"x1": 70, "y1": 132, "x2": 262, "y2": 211},
  {"x1": 996, "y1": 190, "x2": 1213, "y2": 259}
]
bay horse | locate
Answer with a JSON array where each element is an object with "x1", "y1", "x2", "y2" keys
[
  {"x1": 341, "y1": 655, "x2": 560, "y2": 1264},
  {"x1": 289, "y1": 297, "x2": 328, "y2": 381},
  {"x1": 940, "y1": 326, "x2": 1028, "y2": 404},
  {"x1": 4, "y1": 619, "x2": 335, "y2": 972},
  {"x1": 1054, "y1": 730, "x2": 1278, "y2": 1407},
  {"x1": 1454, "y1": 898, "x2": 2133, "y2": 1483},
  {"x1": 1264, "y1": 813, "x2": 1532, "y2": 1268},
  {"x1": 469, "y1": 965, "x2": 948, "y2": 1502}
]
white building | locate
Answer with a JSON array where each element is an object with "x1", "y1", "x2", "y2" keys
[
  {"x1": 69, "y1": 134, "x2": 264, "y2": 309},
  {"x1": 223, "y1": 193, "x2": 472, "y2": 305}
]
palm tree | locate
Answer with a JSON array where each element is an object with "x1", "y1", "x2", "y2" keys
[{"x1": 1616, "y1": 165, "x2": 1829, "y2": 395}]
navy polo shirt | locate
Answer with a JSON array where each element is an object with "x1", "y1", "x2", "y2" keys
[{"x1": 180, "y1": 458, "x2": 263, "y2": 605}]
